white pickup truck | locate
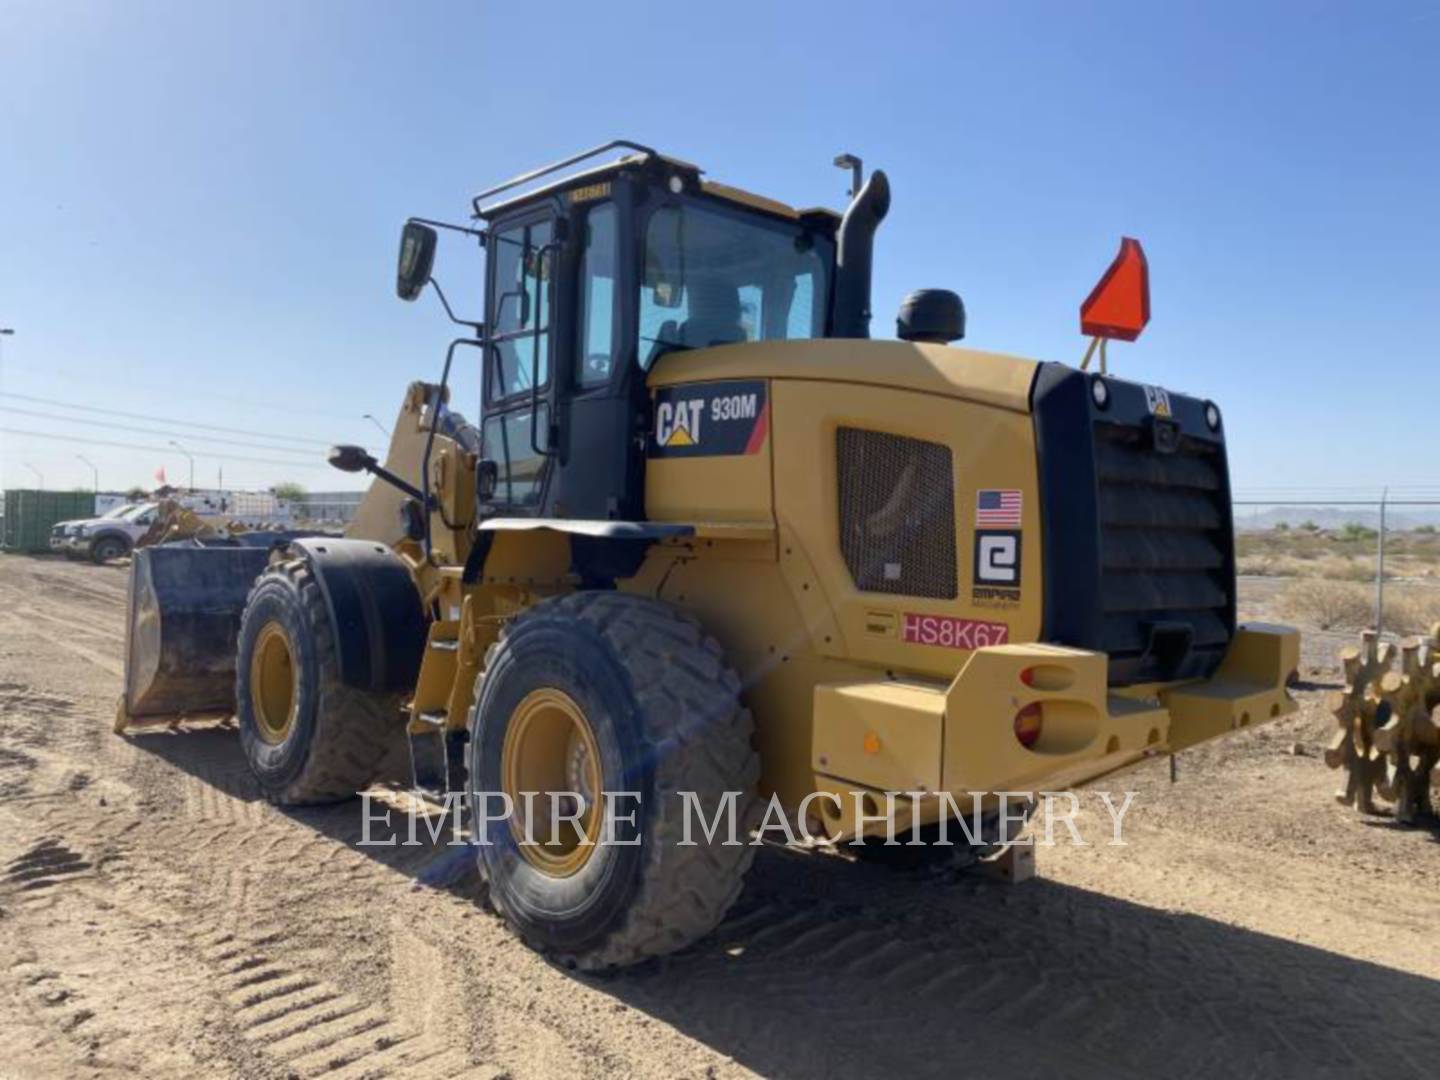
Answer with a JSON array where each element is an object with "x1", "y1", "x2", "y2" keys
[{"x1": 51, "y1": 502, "x2": 159, "y2": 563}]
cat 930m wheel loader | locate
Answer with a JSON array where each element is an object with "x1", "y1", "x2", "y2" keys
[{"x1": 117, "y1": 141, "x2": 1299, "y2": 970}]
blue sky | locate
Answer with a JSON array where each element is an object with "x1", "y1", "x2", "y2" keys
[{"x1": 1, "y1": 0, "x2": 1436, "y2": 496}]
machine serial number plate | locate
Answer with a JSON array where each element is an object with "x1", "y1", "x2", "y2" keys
[{"x1": 901, "y1": 613, "x2": 1009, "y2": 650}]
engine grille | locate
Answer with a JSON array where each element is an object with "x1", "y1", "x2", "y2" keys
[
  {"x1": 837, "y1": 427, "x2": 957, "y2": 599},
  {"x1": 1093, "y1": 420, "x2": 1232, "y2": 683}
]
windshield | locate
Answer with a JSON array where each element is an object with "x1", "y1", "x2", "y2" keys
[
  {"x1": 101, "y1": 503, "x2": 139, "y2": 519},
  {"x1": 639, "y1": 202, "x2": 831, "y2": 365}
]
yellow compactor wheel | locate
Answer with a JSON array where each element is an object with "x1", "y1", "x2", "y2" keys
[
  {"x1": 1372, "y1": 635, "x2": 1440, "y2": 824},
  {"x1": 1327, "y1": 627, "x2": 1440, "y2": 823},
  {"x1": 1325, "y1": 630, "x2": 1392, "y2": 815}
]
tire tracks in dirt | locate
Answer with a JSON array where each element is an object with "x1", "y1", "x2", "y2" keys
[{"x1": 3, "y1": 553, "x2": 1440, "y2": 1079}]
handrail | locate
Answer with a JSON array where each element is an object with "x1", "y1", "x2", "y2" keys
[{"x1": 470, "y1": 139, "x2": 658, "y2": 214}]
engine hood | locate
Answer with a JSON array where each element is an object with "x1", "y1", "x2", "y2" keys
[{"x1": 646, "y1": 338, "x2": 1040, "y2": 415}]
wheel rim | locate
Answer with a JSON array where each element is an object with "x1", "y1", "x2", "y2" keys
[
  {"x1": 250, "y1": 622, "x2": 296, "y2": 745},
  {"x1": 500, "y1": 688, "x2": 603, "y2": 877}
]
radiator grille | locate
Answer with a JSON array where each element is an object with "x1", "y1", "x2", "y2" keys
[
  {"x1": 837, "y1": 428, "x2": 957, "y2": 598},
  {"x1": 1094, "y1": 421, "x2": 1232, "y2": 683}
]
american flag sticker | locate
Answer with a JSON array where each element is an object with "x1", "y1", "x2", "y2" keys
[{"x1": 976, "y1": 489, "x2": 1022, "y2": 528}]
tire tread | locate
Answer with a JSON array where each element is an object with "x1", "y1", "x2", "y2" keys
[{"x1": 478, "y1": 591, "x2": 761, "y2": 971}]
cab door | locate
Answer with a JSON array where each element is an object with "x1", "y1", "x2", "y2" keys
[{"x1": 482, "y1": 211, "x2": 556, "y2": 512}]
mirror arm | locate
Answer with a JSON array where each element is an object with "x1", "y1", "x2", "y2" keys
[
  {"x1": 427, "y1": 277, "x2": 484, "y2": 334},
  {"x1": 364, "y1": 459, "x2": 426, "y2": 504},
  {"x1": 408, "y1": 216, "x2": 486, "y2": 246}
]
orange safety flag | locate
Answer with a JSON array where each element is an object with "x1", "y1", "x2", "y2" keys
[{"x1": 1080, "y1": 237, "x2": 1150, "y2": 341}]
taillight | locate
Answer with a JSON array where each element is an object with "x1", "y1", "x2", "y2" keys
[{"x1": 1014, "y1": 703, "x2": 1043, "y2": 748}]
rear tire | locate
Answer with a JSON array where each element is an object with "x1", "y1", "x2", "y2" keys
[
  {"x1": 236, "y1": 557, "x2": 407, "y2": 804},
  {"x1": 469, "y1": 591, "x2": 760, "y2": 971}
]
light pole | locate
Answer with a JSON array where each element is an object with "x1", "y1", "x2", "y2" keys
[
  {"x1": 23, "y1": 462, "x2": 44, "y2": 488},
  {"x1": 76, "y1": 454, "x2": 98, "y2": 492},
  {"x1": 362, "y1": 413, "x2": 390, "y2": 438},
  {"x1": 168, "y1": 440, "x2": 195, "y2": 490}
]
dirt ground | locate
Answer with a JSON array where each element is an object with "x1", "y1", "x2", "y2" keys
[{"x1": 1, "y1": 554, "x2": 1437, "y2": 1080}]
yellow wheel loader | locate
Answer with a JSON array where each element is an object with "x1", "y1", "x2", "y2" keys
[{"x1": 118, "y1": 140, "x2": 1299, "y2": 970}]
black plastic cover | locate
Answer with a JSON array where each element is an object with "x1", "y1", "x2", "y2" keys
[
  {"x1": 896, "y1": 289, "x2": 965, "y2": 344},
  {"x1": 1030, "y1": 363, "x2": 1236, "y2": 685}
]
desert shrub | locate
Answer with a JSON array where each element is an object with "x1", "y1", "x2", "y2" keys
[
  {"x1": 1278, "y1": 579, "x2": 1440, "y2": 635},
  {"x1": 1339, "y1": 522, "x2": 1378, "y2": 543},
  {"x1": 1379, "y1": 591, "x2": 1440, "y2": 637},
  {"x1": 1277, "y1": 580, "x2": 1374, "y2": 630},
  {"x1": 1313, "y1": 556, "x2": 1376, "y2": 582}
]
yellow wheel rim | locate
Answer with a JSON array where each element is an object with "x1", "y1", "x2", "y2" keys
[
  {"x1": 250, "y1": 622, "x2": 297, "y2": 745},
  {"x1": 500, "y1": 688, "x2": 603, "y2": 877}
]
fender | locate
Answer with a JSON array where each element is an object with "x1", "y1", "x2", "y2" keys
[
  {"x1": 462, "y1": 518, "x2": 696, "y2": 585},
  {"x1": 89, "y1": 527, "x2": 134, "y2": 549},
  {"x1": 290, "y1": 537, "x2": 427, "y2": 694}
]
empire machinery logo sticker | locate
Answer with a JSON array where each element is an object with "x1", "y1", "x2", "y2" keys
[
  {"x1": 650, "y1": 379, "x2": 770, "y2": 458},
  {"x1": 973, "y1": 489, "x2": 1022, "y2": 606}
]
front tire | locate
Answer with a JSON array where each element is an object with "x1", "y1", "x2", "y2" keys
[
  {"x1": 91, "y1": 535, "x2": 129, "y2": 563},
  {"x1": 236, "y1": 557, "x2": 406, "y2": 804},
  {"x1": 469, "y1": 592, "x2": 760, "y2": 971}
]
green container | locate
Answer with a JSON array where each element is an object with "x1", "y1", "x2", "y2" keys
[{"x1": 1, "y1": 489, "x2": 98, "y2": 553}]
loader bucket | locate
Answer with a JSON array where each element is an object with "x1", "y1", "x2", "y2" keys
[{"x1": 119, "y1": 545, "x2": 272, "y2": 728}]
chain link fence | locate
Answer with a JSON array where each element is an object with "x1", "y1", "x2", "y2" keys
[{"x1": 1233, "y1": 496, "x2": 1440, "y2": 643}]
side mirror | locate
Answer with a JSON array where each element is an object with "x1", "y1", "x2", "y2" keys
[
  {"x1": 396, "y1": 221, "x2": 438, "y2": 301},
  {"x1": 328, "y1": 444, "x2": 376, "y2": 473}
]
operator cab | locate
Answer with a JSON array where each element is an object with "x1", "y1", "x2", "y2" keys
[
  {"x1": 397, "y1": 141, "x2": 889, "y2": 529},
  {"x1": 472, "y1": 145, "x2": 843, "y2": 523}
]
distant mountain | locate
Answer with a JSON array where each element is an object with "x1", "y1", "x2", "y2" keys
[{"x1": 1233, "y1": 504, "x2": 1440, "y2": 532}]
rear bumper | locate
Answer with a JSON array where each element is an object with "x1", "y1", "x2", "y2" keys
[{"x1": 811, "y1": 623, "x2": 1298, "y2": 836}]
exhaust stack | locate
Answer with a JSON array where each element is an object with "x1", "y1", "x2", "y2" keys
[{"x1": 830, "y1": 169, "x2": 891, "y2": 339}]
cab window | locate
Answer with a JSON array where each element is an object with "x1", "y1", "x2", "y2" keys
[
  {"x1": 487, "y1": 218, "x2": 553, "y2": 401},
  {"x1": 638, "y1": 203, "x2": 830, "y2": 366},
  {"x1": 575, "y1": 203, "x2": 617, "y2": 388},
  {"x1": 480, "y1": 406, "x2": 548, "y2": 507}
]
